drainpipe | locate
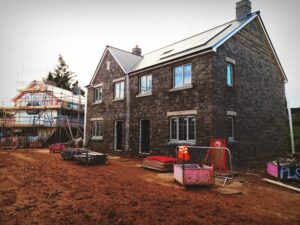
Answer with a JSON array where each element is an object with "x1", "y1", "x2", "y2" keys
[
  {"x1": 286, "y1": 95, "x2": 295, "y2": 154},
  {"x1": 125, "y1": 74, "x2": 130, "y2": 152},
  {"x1": 83, "y1": 88, "x2": 88, "y2": 146}
]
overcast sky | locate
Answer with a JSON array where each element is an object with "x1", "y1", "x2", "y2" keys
[{"x1": 0, "y1": 0, "x2": 299, "y2": 107}]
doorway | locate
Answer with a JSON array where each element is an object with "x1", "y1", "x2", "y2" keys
[
  {"x1": 115, "y1": 121, "x2": 123, "y2": 151},
  {"x1": 140, "y1": 120, "x2": 150, "y2": 154}
]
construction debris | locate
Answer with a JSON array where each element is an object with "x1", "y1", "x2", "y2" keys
[
  {"x1": 262, "y1": 178, "x2": 300, "y2": 193},
  {"x1": 61, "y1": 148, "x2": 89, "y2": 160},
  {"x1": 74, "y1": 152, "x2": 107, "y2": 165},
  {"x1": 61, "y1": 148, "x2": 107, "y2": 165},
  {"x1": 49, "y1": 143, "x2": 66, "y2": 153},
  {"x1": 267, "y1": 156, "x2": 300, "y2": 180},
  {"x1": 142, "y1": 156, "x2": 177, "y2": 172}
]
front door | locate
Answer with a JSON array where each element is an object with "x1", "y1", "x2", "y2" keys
[
  {"x1": 140, "y1": 120, "x2": 150, "y2": 154},
  {"x1": 115, "y1": 121, "x2": 123, "y2": 150}
]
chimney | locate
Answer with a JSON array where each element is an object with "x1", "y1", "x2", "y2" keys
[
  {"x1": 236, "y1": 0, "x2": 252, "y2": 20},
  {"x1": 132, "y1": 45, "x2": 142, "y2": 56}
]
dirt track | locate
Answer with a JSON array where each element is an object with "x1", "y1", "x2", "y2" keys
[{"x1": 0, "y1": 150, "x2": 299, "y2": 225}]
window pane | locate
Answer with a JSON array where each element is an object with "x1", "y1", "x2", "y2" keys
[
  {"x1": 183, "y1": 64, "x2": 192, "y2": 85},
  {"x1": 171, "y1": 118, "x2": 177, "y2": 139},
  {"x1": 94, "y1": 89, "x2": 97, "y2": 102},
  {"x1": 179, "y1": 117, "x2": 187, "y2": 140},
  {"x1": 100, "y1": 121, "x2": 103, "y2": 136},
  {"x1": 227, "y1": 117, "x2": 234, "y2": 138},
  {"x1": 115, "y1": 83, "x2": 120, "y2": 98},
  {"x1": 227, "y1": 64, "x2": 233, "y2": 86},
  {"x1": 188, "y1": 117, "x2": 195, "y2": 140},
  {"x1": 99, "y1": 87, "x2": 102, "y2": 101},
  {"x1": 141, "y1": 76, "x2": 147, "y2": 93},
  {"x1": 147, "y1": 75, "x2": 152, "y2": 92},
  {"x1": 174, "y1": 66, "x2": 183, "y2": 87},
  {"x1": 120, "y1": 82, "x2": 124, "y2": 99}
]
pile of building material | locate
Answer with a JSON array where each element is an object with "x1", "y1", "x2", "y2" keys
[
  {"x1": 61, "y1": 148, "x2": 89, "y2": 160},
  {"x1": 267, "y1": 157, "x2": 300, "y2": 180},
  {"x1": 61, "y1": 148, "x2": 106, "y2": 165},
  {"x1": 0, "y1": 136, "x2": 29, "y2": 149},
  {"x1": 142, "y1": 156, "x2": 177, "y2": 172},
  {"x1": 49, "y1": 143, "x2": 66, "y2": 153},
  {"x1": 74, "y1": 152, "x2": 107, "y2": 165}
]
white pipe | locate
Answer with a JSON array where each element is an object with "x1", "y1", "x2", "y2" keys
[
  {"x1": 125, "y1": 74, "x2": 130, "y2": 152},
  {"x1": 262, "y1": 178, "x2": 300, "y2": 193},
  {"x1": 83, "y1": 88, "x2": 88, "y2": 146},
  {"x1": 286, "y1": 95, "x2": 295, "y2": 154}
]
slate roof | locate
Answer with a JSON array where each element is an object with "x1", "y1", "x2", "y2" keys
[
  {"x1": 132, "y1": 13, "x2": 258, "y2": 72},
  {"x1": 107, "y1": 46, "x2": 142, "y2": 74},
  {"x1": 90, "y1": 11, "x2": 287, "y2": 83}
]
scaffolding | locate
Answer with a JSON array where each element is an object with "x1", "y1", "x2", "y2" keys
[{"x1": 0, "y1": 80, "x2": 85, "y2": 148}]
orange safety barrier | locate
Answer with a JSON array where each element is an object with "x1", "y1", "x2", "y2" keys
[
  {"x1": 177, "y1": 146, "x2": 190, "y2": 161},
  {"x1": 205, "y1": 138, "x2": 227, "y2": 174}
]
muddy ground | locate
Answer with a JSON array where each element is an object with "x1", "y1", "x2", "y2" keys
[{"x1": 0, "y1": 149, "x2": 299, "y2": 225}]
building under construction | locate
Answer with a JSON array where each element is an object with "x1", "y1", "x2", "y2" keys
[{"x1": 0, "y1": 80, "x2": 85, "y2": 148}]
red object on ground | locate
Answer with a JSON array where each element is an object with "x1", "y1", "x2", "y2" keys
[
  {"x1": 145, "y1": 156, "x2": 177, "y2": 163},
  {"x1": 49, "y1": 143, "x2": 66, "y2": 153},
  {"x1": 143, "y1": 156, "x2": 177, "y2": 171},
  {"x1": 205, "y1": 138, "x2": 227, "y2": 174}
]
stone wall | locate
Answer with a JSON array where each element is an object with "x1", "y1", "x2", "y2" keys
[
  {"x1": 86, "y1": 51, "x2": 126, "y2": 153},
  {"x1": 212, "y1": 17, "x2": 289, "y2": 165},
  {"x1": 129, "y1": 54, "x2": 214, "y2": 156}
]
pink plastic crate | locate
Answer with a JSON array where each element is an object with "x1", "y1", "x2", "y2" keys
[
  {"x1": 174, "y1": 164, "x2": 215, "y2": 186},
  {"x1": 49, "y1": 143, "x2": 66, "y2": 153},
  {"x1": 267, "y1": 162, "x2": 279, "y2": 178}
]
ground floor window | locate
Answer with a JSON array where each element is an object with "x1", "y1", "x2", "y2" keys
[
  {"x1": 227, "y1": 116, "x2": 235, "y2": 141},
  {"x1": 170, "y1": 116, "x2": 195, "y2": 141},
  {"x1": 92, "y1": 120, "x2": 103, "y2": 139}
]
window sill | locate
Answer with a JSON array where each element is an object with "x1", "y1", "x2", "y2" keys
[
  {"x1": 91, "y1": 136, "x2": 103, "y2": 141},
  {"x1": 113, "y1": 98, "x2": 124, "y2": 102},
  {"x1": 169, "y1": 84, "x2": 193, "y2": 92},
  {"x1": 92, "y1": 101, "x2": 102, "y2": 105},
  {"x1": 226, "y1": 84, "x2": 235, "y2": 89},
  {"x1": 136, "y1": 92, "x2": 152, "y2": 98},
  {"x1": 168, "y1": 140, "x2": 196, "y2": 145}
]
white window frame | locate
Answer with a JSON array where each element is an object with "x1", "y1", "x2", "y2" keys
[
  {"x1": 114, "y1": 81, "x2": 125, "y2": 100},
  {"x1": 106, "y1": 61, "x2": 110, "y2": 71},
  {"x1": 94, "y1": 86, "x2": 102, "y2": 103},
  {"x1": 226, "y1": 63, "x2": 234, "y2": 87},
  {"x1": 140, "y1": 75, "x2": 152, "y2": 94},
  {"x1": 227, "y1": 116, "x2": 235, "y2": 141},
  {"x1": 92, "y1": 120, "x2": 103, "y2": 140},
  {"x1": 173, "y1": 63, "x2": 192, "y2": 88},
  {"x1": 170, "y1": 116, "x2": 196, "y2": 142}
]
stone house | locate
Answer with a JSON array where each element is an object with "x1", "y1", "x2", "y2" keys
[{"x1": 85, "y1": 0, "x2": 289, "y2": 165}]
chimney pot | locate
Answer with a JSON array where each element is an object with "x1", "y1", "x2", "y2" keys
[
  {"x1": 132, "y1": 45, "x2": 142, "y2": 56},
  {"x1": 236, "y1": 0, "x2": 252, "y2": 20}
]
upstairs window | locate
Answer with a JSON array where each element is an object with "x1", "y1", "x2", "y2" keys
[
  {"x1": 92, "y1": 120, "x2": 103, "y2": 138},
  {"x1": 106, "y1": 61, "x2": 110, "y2": 71},
  {"x1": 114, "y1": 81, "x2": 124, "y2": 100},
  {"x1": 227, "y1": 63, "x2": 234, "y2": 87},
  {"x1": 170, "y1": 116, "x2": 195, "y2": 141},
  {"x1": 140, "y1": 75, "x2": 152, "y2": 94},
  {"x1": 174, "y1": 64, "x2": 192, "y2": 88},
  {"x1": 94, "y1": 87, "x2": 102, "y2": 103}
]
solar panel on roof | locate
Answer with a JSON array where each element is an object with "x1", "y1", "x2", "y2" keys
[{"x1": 159, "y1": 24, "x2": 232, "y2": 60}]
